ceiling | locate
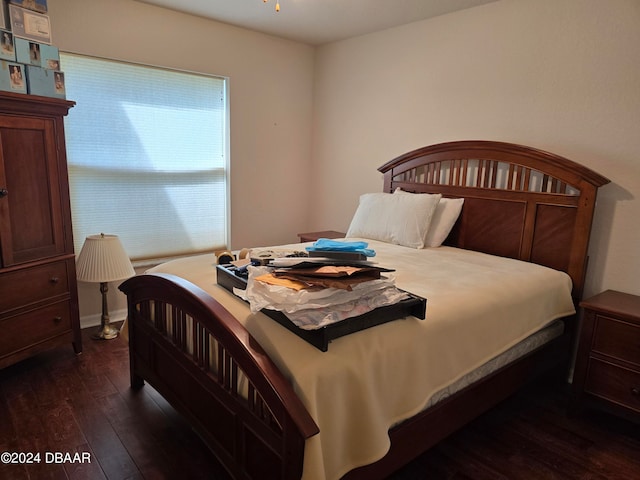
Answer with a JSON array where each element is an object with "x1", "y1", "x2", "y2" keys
[{"x1": 136, "y1": 0, "x2": 497, "y2": 46}]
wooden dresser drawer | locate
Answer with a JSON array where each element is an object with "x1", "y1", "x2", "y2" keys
[
  {"x1": 585, "y1": 358, "x2": 640, "y2": 414},
  {"x1": 0, "y1": 301, "x2": 72, "y2": 356},
  {"x1": 0, "y1": 261, "x2": 70, "y2": 315},
  {"x1": 592, "y1": 315, "x2": 640, "y2": 367}
]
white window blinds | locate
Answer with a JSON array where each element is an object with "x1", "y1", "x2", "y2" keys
[{"x1": 61, "y1": 53, "x2": 228, "y2": 260}]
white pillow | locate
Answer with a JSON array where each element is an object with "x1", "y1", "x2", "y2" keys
[
  {"x1": 394, "y1": 188, "x2": 464, "y2": 247},
  {"x1": 346, "y1": 192, "x2": 441, "y2": 248},
  {"x1": 425, "y1": 197, "x2": 464, "y2": 247}
]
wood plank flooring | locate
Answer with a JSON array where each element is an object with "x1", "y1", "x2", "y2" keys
[{"x1": 1, "y1": 326, "x2": 639, "y2": 480}]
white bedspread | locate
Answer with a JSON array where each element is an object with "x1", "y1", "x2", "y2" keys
[{"x1": 147, "y1": 240, "x2": 575, "y2": 480}]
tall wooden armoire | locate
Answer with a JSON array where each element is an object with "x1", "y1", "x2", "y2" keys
[{"x1": 0, "y1": 91, "x2": 81, "y2": 369}]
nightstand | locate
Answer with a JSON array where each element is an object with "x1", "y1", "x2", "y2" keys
[
  {"x1": 297, "y1": 230, "x2": 345, "y2": 243},
  {"x1": 572, "y1": 290, "x2": 640, "y2": 420}
]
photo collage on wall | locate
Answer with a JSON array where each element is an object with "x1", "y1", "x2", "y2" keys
[{"x1": 0, "y1": 0, "x2": 65, "y2": 98}]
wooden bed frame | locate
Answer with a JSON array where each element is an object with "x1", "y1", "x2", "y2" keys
[{"x1": 119, "y1": 140, "x2": 609, "y2": 480}]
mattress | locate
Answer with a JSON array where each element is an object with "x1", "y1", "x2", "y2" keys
[
  {"x1": 423, "y1": 319, "x2": 564, "y2": 410},
  {"x1": 147, "y1": 239, "x2": 576, "y2": 480}
]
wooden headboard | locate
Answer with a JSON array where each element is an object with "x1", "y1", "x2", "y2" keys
[{"x1": 379, "y1": 140, "x2": 609, "y2": 301}]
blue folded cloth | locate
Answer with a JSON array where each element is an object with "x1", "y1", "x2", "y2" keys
[{"x1": 305, "y1": 238, "x2": 376, "y2": 257}]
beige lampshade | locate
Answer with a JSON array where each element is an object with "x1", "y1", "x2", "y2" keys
[{"x1": 76, "y1": 233, "x2": 135, "y2": 283}]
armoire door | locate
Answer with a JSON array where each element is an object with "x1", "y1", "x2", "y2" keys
[{"x1": 0, "y1": 115, "x2": 66, "y2": 267}]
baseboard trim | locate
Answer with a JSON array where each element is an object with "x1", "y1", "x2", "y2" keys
[{"x1": 80, "y1": 308, "x2": 128, "y2": 330}]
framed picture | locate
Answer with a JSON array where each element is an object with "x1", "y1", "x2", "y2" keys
[
  {"x1": 0, "y1": 30, "x2": 15, "y2": 61},
  {"x1": 53, "y1": 70, "x2": 64, "y2": 97},
  {"x1": 9, "y1": 4, "x2": 51, "y2": 44},
  {"x1": 0, "y1": 60, "x2": 27, "y2": 93},
  {"x1": 9, "y1": 0, "x2": 48, "y2": 15},
  {"x1": 9, "y1": 63, "x2": 25, "y2": 92},
  {"x1": 0, "y1": 2, "x2": 8, "y2": 30}
]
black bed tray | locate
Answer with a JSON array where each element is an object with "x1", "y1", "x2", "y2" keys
[{"x1": 216, "y1": 264, "x2": 426, "y2": 351}]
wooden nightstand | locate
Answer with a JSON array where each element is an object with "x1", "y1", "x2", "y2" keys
[
  {"x1": 297, "y1": 230, "x2": 345, "y2": 243},
  {"x1": 572, "y1": 290, "x2": 640, "y2": 420}
]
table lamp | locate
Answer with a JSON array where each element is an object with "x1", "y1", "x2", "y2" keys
[{"x1": 76, "y1": 233, "x2": 135, "y2": 340}]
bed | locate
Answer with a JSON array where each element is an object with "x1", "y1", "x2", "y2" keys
[{"x1": 119, "y1": 140, "x2": 609, "y2": 480}]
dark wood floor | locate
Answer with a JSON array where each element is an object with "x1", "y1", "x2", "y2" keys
[{"x1": 1, "y1": 327, "x2": 639, "y2": 480}]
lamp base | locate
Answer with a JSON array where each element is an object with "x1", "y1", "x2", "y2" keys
[
  {"x1": 92, "y1": 282, "x2": 119, "y2": 340},
  {"x1": 92, "y1": 323, "x2": 120, "y2": 340}
]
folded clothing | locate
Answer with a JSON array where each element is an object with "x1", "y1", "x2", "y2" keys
[{"x1": 240, "y1": 265, "x2": 409, "y2": 330}]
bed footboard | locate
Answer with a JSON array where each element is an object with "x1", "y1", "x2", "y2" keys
[{"x1": 119, "y1": 273, "x2": 319, "y2": 480}]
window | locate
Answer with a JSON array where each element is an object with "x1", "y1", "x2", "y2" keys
[{"x1": 61, "y1": 53, "x2": 228, "y2": 261}]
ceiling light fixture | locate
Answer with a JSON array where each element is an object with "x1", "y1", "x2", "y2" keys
[{"x1": 263, "y1": 0, "x2": 280, "y2": 12}]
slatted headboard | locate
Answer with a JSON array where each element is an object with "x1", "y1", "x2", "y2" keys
[{"x1": 379, "y1": 140, "x2": 609, "y2": 301}]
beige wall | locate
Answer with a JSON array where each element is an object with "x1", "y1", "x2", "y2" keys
[
  {"x1": 50, "y1": 0, "x2": 639, "y2": 324},
  {"x1": 49, "y1": 0, "x2": 316, "y2": 323},
  {"x1": 310, "y1": 0, "x2": 640, "y2": 298}
]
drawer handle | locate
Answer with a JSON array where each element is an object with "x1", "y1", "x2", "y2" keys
[
  {"x1": 50, "y1": 277, "x2": 60, "y2": 284},
  {"x1": 632, "y1": 387, "x2": 640, "y2": 397},
  {"x1": 0, "y1": 188, "x2": 7, "y2": 198},
  {"x1": 53, "y1": 316, "x2": 63, "y2": 324}
]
